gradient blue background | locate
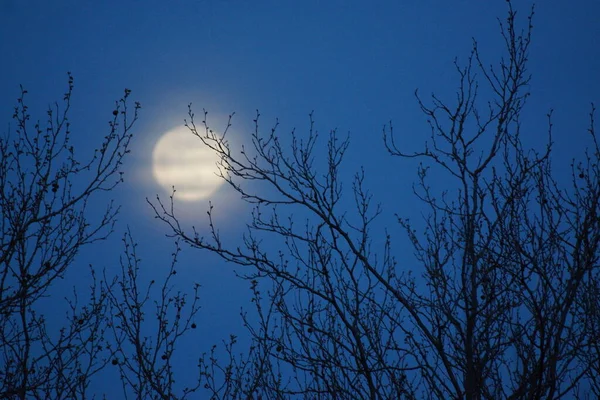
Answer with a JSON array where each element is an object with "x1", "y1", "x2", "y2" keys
[{"x1": 1, "y1": 0, "x2": 599, "y2": 396}]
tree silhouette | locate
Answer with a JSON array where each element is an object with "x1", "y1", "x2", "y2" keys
[
  {"x1": 0, "y1": 74, "x2": 139, "y2": 399},
  {"x1": 2, "y1": 2, "x2": 599, "y2": 399},
  {"x1": 151, "y1": 2, "x2": 600, "y2": 398},
  {"x1": 104, "y1": 230, "x2": 203, "y2": 399}
]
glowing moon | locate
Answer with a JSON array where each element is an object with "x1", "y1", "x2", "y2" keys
[{"x1": 152, "y1": 126, "x2": 224, "y2": 201}]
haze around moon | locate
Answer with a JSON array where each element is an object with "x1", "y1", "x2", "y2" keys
[{"x1": 152, "y1": 126, "x2": 224, "y2": 201}]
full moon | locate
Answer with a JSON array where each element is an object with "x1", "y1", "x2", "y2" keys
[{"x1": 152, "y1": 126, "x2": 224, "y2": 201}]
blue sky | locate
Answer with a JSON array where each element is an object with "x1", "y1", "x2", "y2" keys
[{"x1": 1, "y1": 0, "x2": 599, "y2": 396}]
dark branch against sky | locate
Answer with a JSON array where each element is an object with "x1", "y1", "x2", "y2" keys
[{"x1": 1, "y1": 0, "x2": 599, "y2": 398}]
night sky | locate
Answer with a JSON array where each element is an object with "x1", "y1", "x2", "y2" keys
[{"x1": 1, "y1": 0, "x2": 599, "y2": 397}]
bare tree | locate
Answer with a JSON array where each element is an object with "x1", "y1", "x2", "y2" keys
[
  {"x1": 151, "y1": 2, "x2": 600, "y2": 399},
  {"x1": 0, "y1": 74, "x2": 139, "y2": 399},
  {"x1": 104, "y1": 229, "x2": 203, "y2": 400}
]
